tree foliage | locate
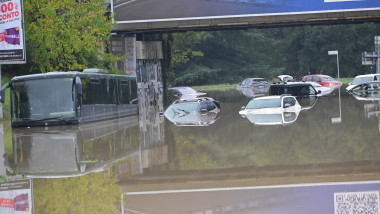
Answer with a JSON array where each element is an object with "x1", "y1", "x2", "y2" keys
[
  {"x1": 167, "y1": 22, "x2": 380, "y2": 86},
  {"x1": 23, "y1": 0, "x2": 119, "y2": 73}
]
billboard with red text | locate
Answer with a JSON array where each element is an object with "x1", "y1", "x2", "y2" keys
[{"x1": 0, "y1": 0, "x2": 25, "y2": 63}]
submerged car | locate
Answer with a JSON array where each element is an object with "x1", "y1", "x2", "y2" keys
[
  {"x1": 236, "y1": 85, "x2": 269, "y2": 98},
  {"x1": 348, "y1": 81, "x2": 380, "y2": 101},
  {"x1": 346, "y1": 74, "x2": 380, "y2": 91},
  {"x1": 239, "y1": 95, "x2": 302, "y2": 126},
  {"x1": 164, "y1": 97, "x2": 221, "y2": 126},
  {"x1": 168, "y1": 86, "x2": 207, "y2": 99},
  {"x1": 237, "y1": 78, "x2": 269, "y2": 89},
  {"x1": 269, "y1": 82, "x2": 321, "y2": 97},
  {"x1": 278, "y1": 75, "x2": 294, "y2": 83},
  {"x1": 301, "y1": 74, "x2": 342, "y2": 88}
]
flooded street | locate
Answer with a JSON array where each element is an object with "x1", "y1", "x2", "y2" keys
[{"x1": 2, "y1": 84, "x2": 380, "y2": 213}]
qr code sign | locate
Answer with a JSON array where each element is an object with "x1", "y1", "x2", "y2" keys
[{"x1": 334, "y1": 191, "x2": 380, "y2": 214}]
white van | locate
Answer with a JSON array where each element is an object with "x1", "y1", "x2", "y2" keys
[{"x1": 346, "y1": 74, "x2": 380, "y2": 91}]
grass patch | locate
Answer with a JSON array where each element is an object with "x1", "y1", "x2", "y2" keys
[{"x1": 337, "y1": 78, "x2": 353, "y2": 84}]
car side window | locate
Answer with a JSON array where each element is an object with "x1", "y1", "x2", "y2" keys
[
  {"x1": 200, "y1": 101, "x2": 208, "y2": 111},
  {"x1": 206, "y1": 101, "x2": 216, "y2": 111},
  {"x1": 312, "y1": 76, "x2": 321, "y2": 82},
  {"x1": 305, "y1": 76, "x2": 313, "y2": 81},
  {"x1": 283, "y1": 97, "x2": 296, "y2": 107},
  {"x1": 309, "y1": 86, "x2": 317, "y2": 95}
]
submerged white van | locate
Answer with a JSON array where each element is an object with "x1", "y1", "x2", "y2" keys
[{"x1": 346, "y1": 74, "x2": 380, "y2": 91}]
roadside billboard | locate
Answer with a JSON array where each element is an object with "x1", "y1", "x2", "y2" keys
[
  {"x1": 0, "y1": 0, "x2": 25, "y2": 64},
  {"x1": 0, "y1": 179, "x2": 32, "y2": 213},
  {"x1": 113, "y1": 0, "x2": 380, "y2": 32}
]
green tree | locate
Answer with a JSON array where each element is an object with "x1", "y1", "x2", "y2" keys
[
  {"x1": 163, "y1": 31, "x2": 211, "y2": 85},
  {"x1": 23, "y1": 0, "x2": 119, "y2": 73}
]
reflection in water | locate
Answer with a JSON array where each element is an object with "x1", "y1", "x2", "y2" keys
[
  {"x1": 9, "y1": 116, "x2": 140, "y2": 177},
  {"x1": 352, "y1": 90, "x2": 380, "y2": 133},
  {"x1": 164, "y1": 97, "x2": 221, "y2": 126},
  {"x1": 4, "y1": 81, "x2": 380, "y2": 213}
]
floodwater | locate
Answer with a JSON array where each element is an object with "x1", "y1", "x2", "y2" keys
[{"x1": 1, "y1": 84, "x2": 380, "y2": 213}]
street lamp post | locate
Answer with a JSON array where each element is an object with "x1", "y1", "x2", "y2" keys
[
  {"x1": 328, "y1": 50, "x2": 340, "y2": 81},
  {"x1": 328, "y1": 50, "x2": 341, "y2": 124}
]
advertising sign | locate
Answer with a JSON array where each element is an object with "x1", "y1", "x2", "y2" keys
[
  {"x1": 0, "y1": 179, "x2": 32, "y2": 213},
  {"x1": 110, "y1": 37, "x2": 136, "y2": 75},
  {"x1": 115, "y1": 0, "x2": 380, "y2": 22},
  {"x1": 113, "y1": 0, "x2": 380, "y2": 32},
  {"x1": 0, "y1": 0, "x2": 25, "y2": 64}
]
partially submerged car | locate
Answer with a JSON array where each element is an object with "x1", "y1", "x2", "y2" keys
[
  {"x1": 164, "y1": 97, "x2": 221, "y2": 126},
  {"x1": 346, "y1": 74, "x2": 380, "y2": 91},
  {"x1": 278, "y1": 75, "x2": 294, "y2": 83},
  {"x1": 239, "y1": 95, "x2": 302, "y2": 126},
  {"x1": 269, "y1": 82, "x2": 321, "y2": 97},
  {"x1": 301, "y1": 74, "x2": 342, "y2": 88},
  {"x1": 168, "y1": 86, "x2": 206, "y2": 99},
  {"x1": 237, "y1": 78, "x2": 269, "y2": 90},
  {"x1": 236, "y1": 85, "x2": 269, "y2": 98},
  {"x1": 348, "y1": 81, "x2": 380, "y2": 101}
]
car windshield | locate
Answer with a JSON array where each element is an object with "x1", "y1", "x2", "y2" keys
[
  {"x1": 164, "y1": 102, "x2": 199, "y2": 118},
  {"x1": 11, "y1": 78, "x2": 76, "y2": 122},
  {"x1": 177, "y1": 87, "x2": 198, "y2": 94},
  {"x1": 352, "y1": 77, "x2": 373, "y2": 85},
  {"x1": 246, "y1": 98, "x2": 281, "y2": 109},
  {"x1": 321, "y1": 76, "x2": 334, "y2": 81}
]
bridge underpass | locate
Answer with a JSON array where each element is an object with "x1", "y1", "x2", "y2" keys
[
  {"x1": 109, "y1": 2, "x2": 380, "y2": 213},
  {"x1": 109, "y1": 0, "x2": 380, "y2": 84}
]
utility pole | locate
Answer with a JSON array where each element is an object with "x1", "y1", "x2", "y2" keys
[{"x1": 362, "y1": 36, "x2": 380, "y2": 74}]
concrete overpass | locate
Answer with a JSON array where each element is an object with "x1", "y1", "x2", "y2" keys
[{"x1": 112, "y1": 0, "x2": 380, "y2": 33}]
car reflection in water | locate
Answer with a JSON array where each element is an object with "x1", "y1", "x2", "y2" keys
[
  {"x1": 348, "y1": 82, "x2": 380, "y2": 133},
  {"x1": 164, "y1": 97, "x2": 221, "y2": 126},
  {"x1": 348, "y1": 81, "x2": 380, "y2": 100},
  {"x1": 7, "y1": 116, "x2": 140, "y2": 178},
  {"x1": 239, "y1": 95, "x2": 302, "y2": 125}
]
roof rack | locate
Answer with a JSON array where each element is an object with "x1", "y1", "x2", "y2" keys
[{"x1": 66, "y1": 68, "x2": 109, "y2": 73}]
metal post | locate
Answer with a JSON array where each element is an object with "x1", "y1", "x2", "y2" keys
[
  {"x1": 376, "y1": 36, "x2": 380, "y2": 74},
  {"x1": 111, "y1": 0, "x2": 114, "y2": 25},
  {"x1": 121, "y1": 193, "x2": 124, "y2": 214},
  {"x1": 336, "y1": 52, "x2": 340, "y2": 81}
]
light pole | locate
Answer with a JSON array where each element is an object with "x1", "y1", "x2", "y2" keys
[
  {"x1": 328, "y1": 50, "x2": 340, "y2": 81},
  {"x1": 328, "y1": 50, "x2": 341, "y2": 123}
]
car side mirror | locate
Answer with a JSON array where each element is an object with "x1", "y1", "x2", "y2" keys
[
  {"x1": 317, "y1": 90, "x2": 321, "y2": 94},
  {"x1": 284, "y1": 103, "x2": 291, "y2": 108},
  {"x1": 200, "y1": 108, "x2": 207, "y2": 114},
  {"x1": 241, "y1": 106, "x2": 246, "y2": 110},
  {"x1": 0, "y1": 83, "x2": 9, "y2": 103},
  {"x1": 348, "y1": 83, "x2": 351, "y2": 85},
  {"x1": 74, "y1": 77, "x2": 83, "y2": 117}
]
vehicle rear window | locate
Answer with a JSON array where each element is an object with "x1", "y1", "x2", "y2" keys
[
  {"x1": 322, "y1": 76, "x2": 334, "y2": 81},
  {"x1": 246, "y1": 98, "x2": 281, "y2": 109},
  {"x1": 352, "y1": 77, "x2": 373, "y2": 85}
]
